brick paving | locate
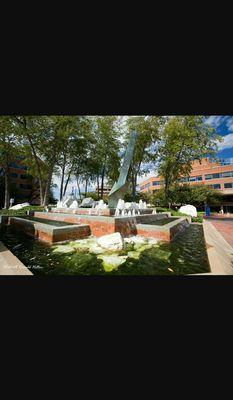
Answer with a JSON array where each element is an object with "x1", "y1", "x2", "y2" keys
[{"x1": 207, "y1": 218, "x2": 233, "y2": 248}]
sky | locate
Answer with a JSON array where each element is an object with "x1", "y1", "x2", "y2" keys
[{"x1": 52, "y1": 116, "x2": 233, "y2": 200}]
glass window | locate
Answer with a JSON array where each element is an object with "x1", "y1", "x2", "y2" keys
[
  {"x1": 180, "y1": 177, "x2": 189, "y2": 182},
  {"x1": 222, "y1": 171, "x2": 233, "y2": 178},
  {"x1": 20, "y1": 183, "x2": 31, "y2": 189},
  {"x1": 224, "y1": 183, "x2": 233, "y2": 189},
  {"x1": 213, "y1": 184, "x2": 221, "y2": 189},
  {"x1": 205, "y1": 174, "x2": 213, "y2": 180},
  {"x1": 10, "y1": 172, "x2": 18, "y2": 178},
  {"x1": 212, "y1": 173, "x2": 220, "y2": 179},
  {"x1": 152, "y1": 181, "x2": 161, "y2": 186}
]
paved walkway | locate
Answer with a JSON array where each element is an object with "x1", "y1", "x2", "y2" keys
[
  {"x1": 203, "y1": 220, "x2": 233, "y2": 274},
  {"x1": 0, "y1": 241, "x2": 32, "y2": 275},
  {"x1": 206, "y1": 217, "x2": 233, "y2": 248}
]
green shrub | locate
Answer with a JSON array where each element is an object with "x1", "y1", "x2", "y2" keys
[
  {"x1": 156, "y1": 207, "x2": 171, "y2": 213},
  {"x1": 191, "y1": 216, "x2": 203, "y2": 223},
  {"x1": 0, "y1": 205, "x2": 45, "y2": 216}
]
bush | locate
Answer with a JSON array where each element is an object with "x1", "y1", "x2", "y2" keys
[
  {"x1": 156, "y1": 207, "x2": 171, "y2": 213},
  {"x1": 0, "y1": 205, "x2": 45, "y2": 216},
  {"x1": 170, "y1": 210, "x2": 189, "y2": 217},
  {"x1": 191, "y1": 216, "x2": 203, "y2": 223}
]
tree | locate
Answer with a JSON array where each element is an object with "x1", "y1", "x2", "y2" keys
[
  {"x1": 13, "y1": 116, "x2": 50, "y2": 206},
  {"x1": 0, "y1": 116, "x2": 22, "y2": 208},
  {"x1": 157, "y1": 116, "x2": 222, "y2": 206},
  {"x1": 56, "y1": 116, "x2": 93, "y2": 200},
  {"x1": 14, "y1": 116, "x2": 76, "y2": 206},
  {"x1": 91, "y1": 116, "x2": 121, "y2": 198},
  {"x1": 151, "y1": 184, "x2": 223, "y2": 210},
  {"x1": 125, "y1": 116, "x2": 162, "y2": 199}
]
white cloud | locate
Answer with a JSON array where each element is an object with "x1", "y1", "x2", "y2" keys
[
  {"x1": 218, "y1": 133, "x2": 233, "y2": 150},
  {"x1": 205, "y1": 116, "x2": 226, "y2": 127},
  {"x1": 226, "y1": 117, "x2": 233, "y2": 131}
]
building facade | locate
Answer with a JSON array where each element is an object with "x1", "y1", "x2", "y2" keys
[
  {"x1": 139, "y1": 158, "x2": 233, "y2": 212},
  {"x1": 0, "y1": 158, "x2": 40, "y2": 205}
]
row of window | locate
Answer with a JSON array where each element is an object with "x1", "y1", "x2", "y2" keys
[
  {"x1": 141, "y1": 183, "x2": 151, "y2": 190},
  {"x1": 152, "y1": 180, "x2": 164, "y2": 186},
  {"x1": 208, "y1": 183, "x2": 233, "y2": 189},
  {"x1": 9, "y1": 162, "x2": 28, "y2": 170},
  {"x1": 179, "y1": 175, "x2": 203, "y2": 182},
  {"x1": 205, "y1": 171, "x2": 233, "y2": 180},
  {"x1": 10, "y1": 173, "x2": 30, "y2": 179},
  {"x1": 19, "y1": 184, "x2": 32, "y2": 190},
  {"x1": 141, "y1": 181, "x2": 164, "y2": 190}
]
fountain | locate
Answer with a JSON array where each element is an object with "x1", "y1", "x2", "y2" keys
[{"x1": 7, "y1": 130, "x2": 190, "y2": 243}]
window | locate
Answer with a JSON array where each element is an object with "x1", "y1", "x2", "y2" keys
[
  {"x1": 205, "y1": 174, "x2": 213, "y2": 180},
  {"x1": 10, "y1": 172, "x2": 18, "y2": 178},
  {"x1": 182, "y1": 177, "x2": 189, "y2": 182},
  {"x1": 20, "y1": 174, "x2": 29, "y2": 179},
  {"x1": 196, "y1": 176, "x2": 202, "y2": 181},
  {"x1": 222, "y1": 171, "x2": 233, "y2": 178},
  {"x1": 20, "y1": 184, "x2": 32, "y2": 190},
  {"x1": 152, "y1": 181, "x2": 161, "y2": 186},
  {"x1": 224, "y1": 183, "x2": 233, "y2": 189},
  {"x1": 213, "y1": 184, "x2": 221, "y2": 189},
  {"x1": 9, "y1": 162, "x2": 27, "y2": 170},
  {"x1": 212, "y1": 173, "x2": 220, "y2": 179},
  {"x1": 189, "y1": 176, "x2": 196, "y2": 182}
]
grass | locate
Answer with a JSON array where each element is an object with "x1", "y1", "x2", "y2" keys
[{"x1": 0, "y1": 205, "x2": 45, "y2": 216}]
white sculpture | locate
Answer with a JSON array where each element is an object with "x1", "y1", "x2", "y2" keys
[
  {"x1": 80, "y1": 197, "x2": 94, "y2": 207},
  {"x1": 179, "y1": 204, "x2": 197, "y2": 217},
  {"x1": 69, "y1": 200, "x2": 79, "y2": 209},
  {"x1": 9, "y1": 202, "x2": 30, "y2": 210},
  {"x1": 116, "y1": 199, "x2": 125, "y2": 210}
]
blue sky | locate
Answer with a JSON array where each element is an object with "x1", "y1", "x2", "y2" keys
[{"x1": 205, "y1": 115, "x2": 233, "y2": 158}]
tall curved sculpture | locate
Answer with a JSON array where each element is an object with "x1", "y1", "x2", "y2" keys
[{"x1": 108, "y1": 130, "x2": 138, "y2": 208}]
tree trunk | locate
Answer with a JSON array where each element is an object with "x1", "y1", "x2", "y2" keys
[
  {"x1": 4, "y1": 168, "x2": 10, "y2": 209},
  {"x1": 42, "y1": 170, "x2": 53, "y2": 206},
  {"x1": 85, "y1": 178, "x2": 88, "y2": 197},
  {"x1": 100, "y1": 166, "x2": 106, "y2": 199},
  {"x1": 63, "y1": 170, "x2": 72, "y2": 198},
  {"x1": 97, "y1": 175, "x2": 100, "y2": 198},
  {"x1": 76, "y1": 176, "x2": 82, "y2": 200},
  {"x1": 60, "y1": 151, "x2": 68, "y2": 200}
]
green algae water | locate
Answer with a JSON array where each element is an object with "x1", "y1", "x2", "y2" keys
[
  {"x1": 0, "y1": 224, "x2": 210, "y2": 275},
  {"x1": 142, "y1": 217, "x2": 177, "y2": 226}
]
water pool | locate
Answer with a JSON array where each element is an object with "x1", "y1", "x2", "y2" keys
[
  {"x1": 0, "y1": 224, "x2": 210, "y2": 275},
  {"x1": 141, "y1": 217, "x2": 178, "y2": 226},
  {"x1": 17, "y1": 216, "x2": 75, "y2": 227}
]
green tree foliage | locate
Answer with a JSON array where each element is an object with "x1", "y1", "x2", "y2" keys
[
  {"x1": 125, "y1": 116, "x2": 162, "y2": 199},
  {"x1": 151, "y1": 184, "x2": 223, "y2": 209},
  {"x1": 90, "y1": 116, "x2": 121, "y2": 198},
  {"x1": 157, "y1": 116, "x2": 222, "y2": 206},
  {"x1": 0, "y1": 116, "x2": 23, "y2": 208}
]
